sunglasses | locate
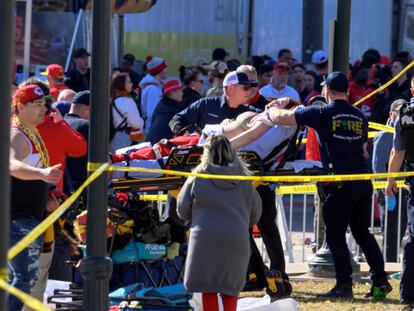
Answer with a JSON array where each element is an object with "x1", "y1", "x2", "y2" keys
[
  {"x1": 195, "y1": 79, "x2": 204, "y2": 84},
  {"x1": 237, "y1": 84, "x2": 252, "y2": 91}
]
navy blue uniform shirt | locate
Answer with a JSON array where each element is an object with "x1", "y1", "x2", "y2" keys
[
  {"x1": 64, "y1": 113, "x2": 90, "y2": 190},
  {"x1": 295, "y1": 99, "x2": 369, "y2": 174},
  {"x1": 169, "y1": 95, "x2": 261, "y2": 134}
]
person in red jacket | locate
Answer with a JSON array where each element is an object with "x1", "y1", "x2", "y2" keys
[
  {"x1": 41, "y1": 64, "x2": 70, "y2": 101},
  {"x1": 37, "y1": 108, "x2": 87, "y2": 189}
]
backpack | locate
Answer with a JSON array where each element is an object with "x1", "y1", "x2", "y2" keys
[
  {"x1": 110, "y1": 98, "x2": 129, "y2": 141},
  {"x1": 136, "y1": 82, "x2": 159, "y2": 122}
]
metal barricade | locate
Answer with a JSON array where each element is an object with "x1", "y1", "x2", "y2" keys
[{"x1": 269, "y1": 185, "x2": 408, "y2": 264}]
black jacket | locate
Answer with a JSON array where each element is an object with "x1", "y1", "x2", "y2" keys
[
  {"x1": 65, "y1": 68, "x2": 90, "y2": 92},
  {"x1": 169, "y1": 95, "x2": 262, "y2": 134},
  {"x1": 182, "y1": 87, "x2": 202, "y2": 109},
  {"x1": 146, "y1": 97, "x2": 185, "y2": 144},
  {"x1": 64, "y1": 113, "x2": 89, "y2": 191},
  {"x1": 371, "y1": 79, "x2": 411, "y2": 124}
]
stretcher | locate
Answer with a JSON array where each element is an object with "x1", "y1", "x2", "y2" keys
[{"x1": 110, "y1": 144, "x2": 324, "y2": 192}]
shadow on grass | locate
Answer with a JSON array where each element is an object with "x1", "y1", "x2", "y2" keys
[{"x1": 292, "y1": 295, "x2": 401, "y2": 305}]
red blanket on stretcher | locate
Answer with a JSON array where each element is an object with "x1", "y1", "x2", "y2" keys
[{"x1": 111, "y1": 135, "x2": 200, "y2": 163}]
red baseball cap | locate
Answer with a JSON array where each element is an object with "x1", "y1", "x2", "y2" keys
[
  {"x1": 163, "y1": 80, "x2": 183, "y2": 95},
  {"x1": 273, "y1": 62, "x2": 290, "y2": 72},
  {"x1": 12, "y1": 84, "x2": 53, "y2": 106},
  {"x1": 41, "y1": 64, "x2": 64, "y2": 79}
]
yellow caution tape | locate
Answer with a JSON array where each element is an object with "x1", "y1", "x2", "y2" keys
[
  {"x1": 354, "y1": 60, "x2": 414, "y2": 107},
  {"x1": 368, "y1": 131, "x2": 379, "y2": 138},
  {"x1": 0, "y1": 279, "x2": 52, "y2": 311},
  {"x1": 87, "y1": 161, "x2": 109, "y2": 172},
  {"x1": 274, "y1": 181, "x2": 408, "y2": 195},
  {"x1": 372, "y1": 180, "x2": 408, "y2": 189},
  {"x1": 276, "y1": 184, "x2": 317, "y2": 194},
  {"x1": 0, "y1": 267, "x2": 8, "y2": 280},
  {"x1": 139, "y1": 194, "x2": 168, "y2": 201},
  {"x1": 137, "y1": 180, "x2": 409, "y2": 198},
  {"x1": 8, "y1": 163, "x2": 109, "y2": 260},
  {"x1": 369, "y1": 122, "x2": 394, "y2": 133},
  {"x1": 107, "y1": 165, "x2": 414, "y2": 183}
]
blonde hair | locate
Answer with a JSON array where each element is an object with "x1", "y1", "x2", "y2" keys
[
  {"x1": 193, "y1": 135, "x2": 251, "y2": 175},
  {"x1": 236, "y1": 65, "x2": 258, "y2": 79}
]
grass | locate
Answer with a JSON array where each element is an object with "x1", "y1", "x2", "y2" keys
[{"x1": 240, "y1": 280, "x2": 405, "y2": 310}]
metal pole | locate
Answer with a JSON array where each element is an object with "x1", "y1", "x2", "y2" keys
[
  {"x1": 332, "y1": 0, "x2": 351, "y2": 74},
  {"x1": 302, "y1": 194, "x2": 307, "y2": 262},
  {"x1": 302, "y1": 0, "x2": 324, "y2": 64},
  {"x1": 397, "y1": 189, "x2": 403, "y2": 263},
  {"x1": 79, "y1": 0, "x2": 112, "y2": 310},
  {"x1": 328, "y1": 19, "x2": 336, "y2": 73},
  {"x1": 65, "y1": 8, "x2": 84, "y2": 72},
  {"x1": 246, "y1": 0, "x2": 254, "y2": 58},
  {"x1": 118, "y1": 14, "x2": 125, "y2": 66},
  {"x1": 23, "y1": 0, "x2": 32, "y2": 80},
  {"x1": 0, "y1": 0, "x2": 13, "y2": 308}
]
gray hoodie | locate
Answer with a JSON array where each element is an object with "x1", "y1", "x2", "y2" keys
[{"x1": 177, "y1": 165, "x2": 262, "y2": 296}]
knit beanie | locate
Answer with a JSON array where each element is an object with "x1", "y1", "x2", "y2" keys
[{"x1": 145, "y1": 55, "x2": 167, "y2": 75}]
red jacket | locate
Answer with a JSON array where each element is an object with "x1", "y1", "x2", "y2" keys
[
  {"x1": 348, "y1": 81, "x2": 376, "y2": 117},
  {"x1": 37, "y1": 116, "x2": 87, "y2": 190},
  {"x1": 50, "y1": 84, "x2": 69, "y2": 101},
  {"x1": 305, "y1": 128, "x2": 321, "y2": 161}
]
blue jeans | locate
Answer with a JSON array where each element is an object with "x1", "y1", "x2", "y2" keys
[{"x1": 8, "y1": 218, "x2": 43, "y2": 311}]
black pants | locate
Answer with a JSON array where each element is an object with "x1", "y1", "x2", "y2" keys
[
  {"x1": 247, "y1": 234, "x2": 268, "y2": 288},
  {"x1": 379, "y1": 188, "x2": 408, "y2": 262},
  {"x1": 255, "y1": 185, "x2": 286, "y2": 275},
  {"x1": 49, "y1": 236, "x2": 72, "y2": 281},
  {"x1": 323, "y1": 180, "x2": 386, "y2": 284},
  {"x1": 401, "y1": 180, "x2": 414, "y2": 303}
]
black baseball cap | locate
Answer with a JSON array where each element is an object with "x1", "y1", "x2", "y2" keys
[
  {"x1": 321, "y1": 71, "x2": 348, "y2": 92},
  {"x1": 73, "y1": 48, "x2": 90, "y2": 59},
  {"x1": 72, "y1": 90, "x2": 90, "y2": 105},
  {"x1": 223, "y1": 71, "x2": 255, "y2": 87}
]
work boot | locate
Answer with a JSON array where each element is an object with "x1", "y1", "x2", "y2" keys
[
  {"x1": 317, "y1": 282, "x2": 353, "y2": 299},
  {"x1": 365, "y1": 276, "x2": 393, "y2": 299}
]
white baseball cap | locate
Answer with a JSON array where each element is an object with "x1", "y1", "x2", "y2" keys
[{"x1": 312, "y1": 50, "x2": 328, "y2": 65}]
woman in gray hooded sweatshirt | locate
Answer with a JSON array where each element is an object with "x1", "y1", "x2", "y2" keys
[{"x1": 177, "y1": 135, "x2": 262, "y2": 311}]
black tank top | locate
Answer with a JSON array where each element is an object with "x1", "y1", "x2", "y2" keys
[
  {"x1": 11, "y1": 176, "x2": 48, "y2": 221},
  {"x1": 10, "y1": 125, "x2": 49, "y2": 221}
]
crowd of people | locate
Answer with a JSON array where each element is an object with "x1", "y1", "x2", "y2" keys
[{"x1": 7, "y1": 45, "x2": 414, "y2": 311}]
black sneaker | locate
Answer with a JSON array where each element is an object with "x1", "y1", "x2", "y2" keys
[
  {"x1": 283, "y1": 279, "x2": 293, "y2": 297},
  {"x1": 365, "y1": 277, "x2": 393, "y2": 299},
  {"x1": 317, "y1": 283, "x2": 353, "y2": 299}
]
